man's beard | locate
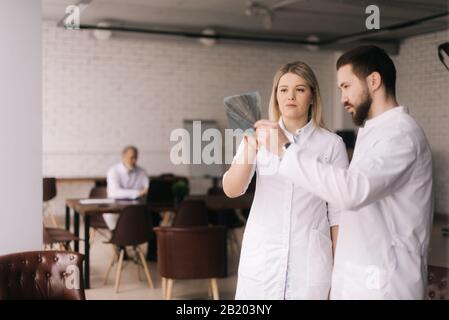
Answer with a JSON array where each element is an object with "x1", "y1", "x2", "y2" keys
[{"x1": 348, "y1": 92, "x2": 372, "y2": 127}]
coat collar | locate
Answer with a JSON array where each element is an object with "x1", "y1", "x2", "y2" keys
[
  {"x1": 119, "y1": 162, "x2": 136, "y2": 174},
  {"x1": 278, "y1": 118, "x2": 315, "y2": 143},
  {"x1": 363, "y1": 105, "x2": 408, "y2": 129}
]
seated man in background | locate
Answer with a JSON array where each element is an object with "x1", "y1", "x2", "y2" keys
[{"x1": 103, "y1": 145, "x2": 149, "y2": 230}]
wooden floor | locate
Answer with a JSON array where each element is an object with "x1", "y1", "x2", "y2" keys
[{"x1": 83, "y1": 215, "x2": 449, "y2": 300}]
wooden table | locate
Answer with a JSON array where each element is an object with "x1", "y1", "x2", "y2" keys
[
  {"x1": 185, "y1": 193, "x2": 254, "y2": 211},
  {"x1": 65, "y1": 198, "x2": 173, "y2": 289},
  {"x1": 65, "y1": 194, "x2": 254, "y2": 289}
]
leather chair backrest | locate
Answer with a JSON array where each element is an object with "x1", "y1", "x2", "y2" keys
[
  {"x1": 0, "y1": 251, "x2": 85, "y2": 300},
  {"x1": 89, "y1": 186, "x2": 107, "y2": 199},
  {"x1": 154, "y1": 226, "x2": 226, "y2": 279},
  {"x1": 110, "y1": 205, "x2": 153, "y2": 247},
  {"x1": 428, "y1": 265, "x2": 449, "y2": 300},
  {"x1": 173, "y1": 200, "x2": 209, "y2": 227},
  {"x1": 43, "y1": 178, "x2": 57, "y2": 202}
]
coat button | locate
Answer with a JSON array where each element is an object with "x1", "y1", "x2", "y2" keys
[
  {"x1": 46, "y1": 272, "x2": 51, "y2": 278},
  {"x1": 53, "y1": 257, "x2": 58, "y2": 262}
]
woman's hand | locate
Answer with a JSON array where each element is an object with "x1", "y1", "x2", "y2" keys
[
  {"x1": 244, "y1": 133, "x2": 258, "y2": 150},
  {"x1": 242, "y1": 133, "x2": 258, "y2": 165},
  {"x1": 223, "y1": 133, "x2": 258, "y2": 198},
  {"x1": 254, "y1": 120, "x2": 289, "y2": 157}
]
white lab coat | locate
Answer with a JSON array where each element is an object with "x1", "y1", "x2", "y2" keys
[
  {"x1": 224, "y1": 120, "x2": 349, "y2": 299},
  {"x1": 279, "y1": 106, "x2": 433, "y2": 299}
]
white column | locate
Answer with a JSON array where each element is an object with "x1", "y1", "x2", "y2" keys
[{"x1": 0, "y1": 0, "x2": 42, "y2": 255}]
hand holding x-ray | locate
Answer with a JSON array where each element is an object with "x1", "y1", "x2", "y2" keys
[{"x1": 224, "y1": 91, "x2": 262, "y2": 134}]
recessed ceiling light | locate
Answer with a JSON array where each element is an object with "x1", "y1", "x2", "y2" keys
[{"x1": 92, "y1": 22, "x2": 112, "y2": 41}]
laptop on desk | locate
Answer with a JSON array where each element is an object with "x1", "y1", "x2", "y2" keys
[{"x1": 145, "y1": 179, "x2": 175, "y2": 209}]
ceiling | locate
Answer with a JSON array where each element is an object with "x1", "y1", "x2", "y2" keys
[{"x1": 42, "y1": 0, "x2": 449, "y2": 51}]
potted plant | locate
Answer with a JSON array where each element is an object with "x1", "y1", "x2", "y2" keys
[{"x1": 172, "y1": 179, "x2": 189, "y2": 206}]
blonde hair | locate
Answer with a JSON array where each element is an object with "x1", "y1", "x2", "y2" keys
[{"x1": 268, "y1": 61, "x2": 326, "y2": 128}]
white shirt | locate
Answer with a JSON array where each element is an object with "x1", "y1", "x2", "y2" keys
[
  {"x1": 279, "y1": 106, "x2": 433, "y2": 299},
  {"x1": 106, "y1": 162, "x2": 149, "y2": 199},
  {"x1": 224, "y1": 120, "x2": 349, "y2": 299}
]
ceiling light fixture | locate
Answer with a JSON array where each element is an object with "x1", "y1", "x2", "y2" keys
[
  {"x1": 92, "y1": 21, "x2": 113, "y2": 40},
  {"x1": 198, "y1": 28, "x2": 217, "y2": 47},
  {"x1": 245, "y1": 0, "x2": 306, "y2": 30}
]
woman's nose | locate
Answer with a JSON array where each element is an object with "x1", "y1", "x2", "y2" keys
[{"x1": 287, "y1": 92, "x2": 295, "y2": 100}]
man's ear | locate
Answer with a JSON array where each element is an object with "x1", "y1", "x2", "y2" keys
[{"x1": 367, "y1": 72, "x2": 382, "y2": 92}]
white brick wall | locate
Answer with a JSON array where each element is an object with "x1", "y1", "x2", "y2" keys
[
  {"x1": 43, "y1": 20, "x2": 449, "y2": 217},
  {"x1": 394, "y1": 30, "x2": 449, "y2": 216},
  {"x1": 43, "y1": 21, "x2": 337, "y2": 179}
]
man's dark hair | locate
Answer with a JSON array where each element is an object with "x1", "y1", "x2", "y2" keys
[
  {"x1": 337, "y1": 45, "x2": 396, "y2": 97},
  {"x1": 122, "y1": 145, "x2": 138, "y2": 155}
]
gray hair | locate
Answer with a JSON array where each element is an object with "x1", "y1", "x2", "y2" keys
[{"x1": 122, "y1": 145, "x2": 138, "y2": 155}]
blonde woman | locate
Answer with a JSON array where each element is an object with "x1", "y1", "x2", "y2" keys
[{"x1": 223, "y1": 61, "x2": 349, "y2": 299}]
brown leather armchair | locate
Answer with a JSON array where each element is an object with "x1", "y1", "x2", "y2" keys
[
  {"x1": 207, "y1": 186, "x2": 244, "y2": 255},
  {"x1": 154, "y1": 226, "x2": 227, "y2": 300},
  {"x1": 428, "y1": 265, "x2": 449, "y2": 300},
  {"x1": 172, "y1": 200, "x2": 209, "y2": 227},
  {"x1": 0, "y1": 251, "x2": 85, "y2": 300}
]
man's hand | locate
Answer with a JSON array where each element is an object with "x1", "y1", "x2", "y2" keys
[
  {"x1": 138, "y1": 187, "x2": 148, "y2": 197},
  {"x1": 254, "y1": 120, "x2": 289, "y2": 157}
]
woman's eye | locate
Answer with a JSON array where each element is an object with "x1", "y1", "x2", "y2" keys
[
  {"x1": 296, "y1": 88, "x2": 305, "y2": 92},
  {"x1": 279, "y1": 89, "x2": 287, "y2": 93}
]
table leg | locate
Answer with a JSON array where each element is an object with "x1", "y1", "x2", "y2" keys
[
  {"x1": 65, "y1": 205, "x2": 71, "y2": 231},
  {"x1": 235, "y1": 209, "x2": 247, "y2": 225},
  {"x1": 74, "y1": 210, "x2": 80, "y2": 252},
  {"x1": 224, "y1": 230, "x2": 228, "y2": 277},
  {"x1": 146, "y1": 210, "x2": 161, "y2": 261},
  {"x1": 84, "y1": 215, "x2": 91, "y2": 289}
]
